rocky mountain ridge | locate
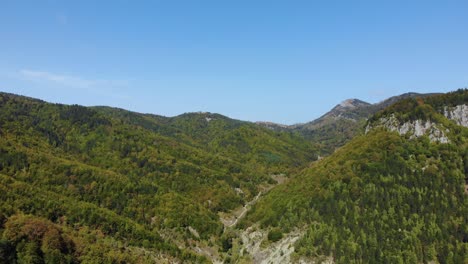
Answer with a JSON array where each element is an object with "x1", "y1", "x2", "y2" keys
[
  {"x1": 256, "y1": 92, "x2": 440, "y2": 154},
  {"x1": 366, "y1": 98, "x2": 467, "y2": 143}
]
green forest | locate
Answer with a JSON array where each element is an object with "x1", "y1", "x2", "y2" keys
[
  {"x1": 0, "y1": 89, "x2": 467, "y2": 263},
  {"x1": 0, "y1": 92, "x2": 317, "y2": 262},
  {"x1": 242, "y1": 89, "x2": 468, "y2": 263}
]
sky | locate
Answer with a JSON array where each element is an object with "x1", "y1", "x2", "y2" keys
[{"x1": 1, "y1": 0, "x2": 467, "y2": 124}]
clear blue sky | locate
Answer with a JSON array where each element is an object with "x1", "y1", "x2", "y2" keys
[{"x1": 1, "y1": 0, "x2": 467, "y2": 124}]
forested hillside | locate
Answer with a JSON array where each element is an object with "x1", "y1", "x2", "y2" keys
[
  {"x1": 0, "y1": 92, "x2": 317, "y2": 262},
  {"x1": 1, "y1": 90, "x2": 466, "y2": 263},
  {"x1": 242, "y1": 89, "x2": 468, "y2": 263}
]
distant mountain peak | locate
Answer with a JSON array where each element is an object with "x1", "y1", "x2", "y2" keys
[
  {"x1": 337, "y1": 99, "x2": 370, "y2": 109},
  {"x1": 338, "y1": 98, "x2": 369, "y2": 109},
  {"x1": 322, "y1": 99, "x2": 371, "y2": 120}
]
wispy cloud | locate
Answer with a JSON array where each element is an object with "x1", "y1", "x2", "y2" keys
[{"x1": 19, "y1": 69, "x2": 128, "y2": 90}]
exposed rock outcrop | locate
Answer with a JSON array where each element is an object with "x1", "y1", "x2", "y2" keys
[
  {"x1": 366, "y1": 115, "x2": 450, "y2": 143},
  {"x1": 443, "y1": 104, "x2": 468, "y2": 127},
  {"x1": 366, "y1": 104, "x2": 467, "y2": 143},
  {"x1": 239, "y1": 226, "x2": 304, "y2": 264}
]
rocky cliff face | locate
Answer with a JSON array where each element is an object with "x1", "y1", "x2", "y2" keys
[
  {"x1": 366, "y1": 104, "x2": 467, "y2": 143},
  {"x1": 366, "y1": 114, "x2": 450, "y2": 143},
  {"x1": 443, "y1": 104, "x2": 468, "y2": 127}
]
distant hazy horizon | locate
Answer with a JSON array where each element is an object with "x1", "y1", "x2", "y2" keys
[{"x1": 1, "y1": 1, "x2": 467, "y2": 124}]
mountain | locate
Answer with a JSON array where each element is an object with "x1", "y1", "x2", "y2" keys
[
  {"x1": 1, "y1": 89, "x2": 466, "y2": 263},
  {"x1": 258, "y1": 92, "x2": 439, "y2": 155},
  {"x1": 289, "y1": 99, "x2": 373, "y2": 154},
  {"x1": 0, "y1": 92, "x2": 317, "y2": 263},
  {"x1": 292, "y1": 98, "x2": 372, "y2": 131},
  {"x1": 240, "y1": 89, "x2": 468, "y2": 263}
]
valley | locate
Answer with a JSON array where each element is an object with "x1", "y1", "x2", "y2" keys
[{"x1": 0, "y1": 89, "x2": 467, "y2": 263}]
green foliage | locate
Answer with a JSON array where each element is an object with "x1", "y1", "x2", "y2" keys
[
  {"x1": 0, "y1": 238, "x2": 15, "y2": 263},
  {"x1": 16, "y1": 241, "x2": 42, "y2": 264},
  {"x1": 220, "y1": 230, "x2": 236, "y2": 252},
  {"x1": 299, "y1": 118, "x2": 368, "y2": 155},
  {"x1": 244, "y1": 95, "x2": 468, "y2": 264},
  {"x1": 267, "y1": 228, "x2": 283, "y2": 242},
  {"x1": 1, "y1": 90, "x2": 465, "y2": 263},
  {"x1": 0, "y1": 91, "x2": 318, "y2": 262},
  {"x1": 2, "y1": 215, "x2": 72, "y2": 264}
]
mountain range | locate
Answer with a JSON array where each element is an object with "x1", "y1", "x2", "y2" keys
[
  {"x1": 0, "y1": 89, "x2": 466, "y2": 263},
  {"x1": 257, "y1": 92, "x2": 440, "y2": 154}
]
